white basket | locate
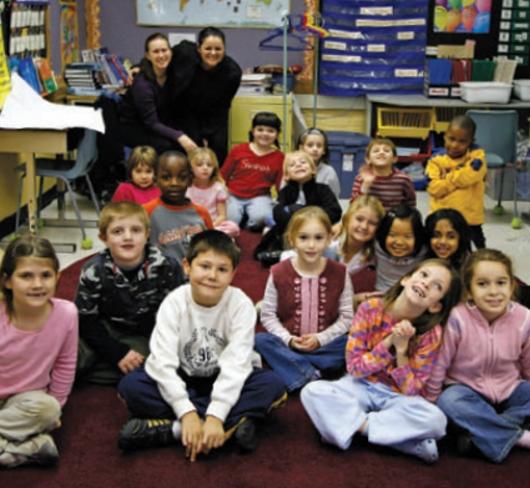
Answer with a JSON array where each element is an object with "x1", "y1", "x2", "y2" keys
[
  {"x1": 514, "y1": 80, "x2": 530, "y2": 101},
  {"x1": 459, "y1": 82, "x2": 512, "y2": 104}
]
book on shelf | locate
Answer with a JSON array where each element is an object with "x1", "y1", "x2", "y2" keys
[
  {"x1": 63, "y1": 48, "x2": 132, "y2": 92},
  {"x1": 67, "y1": 86, "x2": 103, "y2": 96},
  {"x1": 34, "y1": 57, "x2": 58, "y2": 94}
]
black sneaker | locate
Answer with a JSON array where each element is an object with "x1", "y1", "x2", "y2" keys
[
  {"x1": 256, "y1": 251, "x2": 282, "y2": 267},
  {"x1": 118, "y1": 418, "x2": 175, "y2": 451},
  {"x1": 234, "y1": 418, "x2": 258, "y2": 453},
  {"x1": 456, "y1": 432, "x2": 474, "y2": 456}
]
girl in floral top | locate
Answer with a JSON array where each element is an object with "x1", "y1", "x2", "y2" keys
[{"x1": 301, "y1": 259, "x2": 461, "y2": 463}]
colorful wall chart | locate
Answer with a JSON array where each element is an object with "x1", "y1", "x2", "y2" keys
[
  {"x1": 60, "y1": 0, "x2": 79, "y2": 68},
  {"x1": 433, "y1": 0, "x2": 492, "y2": 33}
]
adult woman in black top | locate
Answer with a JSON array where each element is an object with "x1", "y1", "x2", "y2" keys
[
  {"x1": 170, "y1": 27, "x2": 242, "y2": 164},
  {"x1": 119, "y1": 33, "x2": 197, "y2": 154}
]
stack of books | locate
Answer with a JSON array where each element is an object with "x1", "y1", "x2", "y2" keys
[
  {"x1": 64, "y1": 62, "x2": 103, "y2": 95},
  {"x1": 64, "y1": 48, "x2": 132, "y2": 96},
  {"x1": 237, "y1": 73, "x2": 272, "y2": 95}
]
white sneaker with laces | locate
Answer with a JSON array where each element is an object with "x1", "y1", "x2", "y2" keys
[{"x1": 392, "y1": 438, "x2": 439, "y2": 464}]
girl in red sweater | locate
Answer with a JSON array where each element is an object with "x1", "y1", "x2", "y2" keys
[{"x1": 221, "y1": 112, "x2": 284, "y2": 231}]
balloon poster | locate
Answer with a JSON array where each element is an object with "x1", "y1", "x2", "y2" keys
[{"x1": 433, "y1": 0, "x2": 492, "y2": 34}]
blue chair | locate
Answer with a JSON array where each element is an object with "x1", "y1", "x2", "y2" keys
[
  {"x1": 16, "y1": 129, "x2": 101, "y2": 248},
  {"x1": 465, "y1": 109, "x2": 521, "y2": 229}
]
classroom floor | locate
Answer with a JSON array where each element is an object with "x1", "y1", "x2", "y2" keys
[{"x1": 35, "y1": 191, "x2": 530, "y2": 283}]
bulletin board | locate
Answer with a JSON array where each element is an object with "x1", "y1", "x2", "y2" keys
[
  {"x1": 427, "y1": 0, "x2": 530, "y2": 76},
  {"x1": 136, "y1": 0, "x2": 291, "y2": 28}
]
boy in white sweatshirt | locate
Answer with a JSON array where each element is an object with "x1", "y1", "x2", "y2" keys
[{"x1": 117, "y1": 230, "x2": 286, "y2": 461}]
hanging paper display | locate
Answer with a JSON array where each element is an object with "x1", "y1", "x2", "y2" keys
[
  {"x1": 60, "y1": 0, "x2": 79, "y2": 68},
  {"x1": 319, "y1": 0, "x2": 429, "y2": 96}
]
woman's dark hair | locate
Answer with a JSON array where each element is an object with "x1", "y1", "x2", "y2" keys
[
  {"x1": 0, "y1": 235, "x2": 59, "y2": 314},
  {"x1": 297, "y1": 127, "x2": 329, "y2": 163},
  {"x1": 425, "y1": 208, "x2": 471, "y2": 268},
  {"x1": 198, "y1": 26, "x2": 226, "y2": 46},
  {"x1": 248, "y1": 112, "x2": 282, "y2": 147},
  {"x1": 376, "y1": 204, "x2": 425, "y2": 257},
  {"x1": 141, "y1": 32, "x2": 170, "y2": 83},
  {"x1": 449, "y1": 115, "x2": 476, "y2": 139},
  {"x1": 383, "y1": 258, "x2": 462, "y2": 335}
]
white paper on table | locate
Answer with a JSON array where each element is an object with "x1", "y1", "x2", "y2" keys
[{"x1": 0, "y1": 72, "x2": 105, "y2": 133}]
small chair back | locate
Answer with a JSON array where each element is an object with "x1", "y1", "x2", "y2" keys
[{"x1": 465, "y1": 110, "x2": 518, "y2": 165}]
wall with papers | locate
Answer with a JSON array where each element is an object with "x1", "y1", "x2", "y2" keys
[{"x1": 319, "y1": 0, "x2": 429, "y2": 96}]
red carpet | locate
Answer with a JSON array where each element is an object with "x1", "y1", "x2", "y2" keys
[{"x1": 5, "y1": 232, "x2": 529, "y2": 487}]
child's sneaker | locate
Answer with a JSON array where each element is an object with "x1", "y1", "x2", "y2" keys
[
  {"x1": 456, "y1": 432, "x2": 474, "y2": 455},
  {"x1": 0, "y1": 434, "x2": 58, "y2": 468},
  {"x1": 234, "y1": 418, "x2": 258, "y2": 453},
  {"x1": 393, "y1": 438, "x2": 439, "y2": 464},
  {"x1": 118, "y1": 418, "x2": 175, "y2": 451}
]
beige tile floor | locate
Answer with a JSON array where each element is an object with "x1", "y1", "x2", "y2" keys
[{"x1": 26, "y1": 190, "x2": 530, "y2": 283}]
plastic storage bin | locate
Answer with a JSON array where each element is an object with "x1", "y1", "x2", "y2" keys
[
  {"x1": 514, "y1": 80, "x2": 530, "y2": 101},
  {"x1": 376, "y1": 107, "x2": 434, "y2": 139},
  {"x1": 459, "y1": 82, "x2": 513, "y2": 104},
  {"x1": 327, "y1": 131, "x2": 371, "y2": 199}
]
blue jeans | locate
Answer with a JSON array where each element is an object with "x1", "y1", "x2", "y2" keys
[
  {"x1": 227, "y1": 195, "x2": 273, "y2": 229},
  {"x1": 255, "y1": 332, "x2": 348, "y2": 392},
  {"x1": 118, "y1": 367, "x2": 286, "y2": 430},
  {"x1": 437, "y1": 381, "x2": 530, "y2": 463}
]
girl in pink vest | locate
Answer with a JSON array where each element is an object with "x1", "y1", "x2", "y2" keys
[
  {"x1": 424, "y1": 249, "x2": 530, "y2": 463},
  {"x1": 256, "y1": 206, "x2": 353, "y2": 392}
]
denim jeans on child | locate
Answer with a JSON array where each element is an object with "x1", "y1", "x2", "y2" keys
[
  {"x1": 227, "y1": 195, "x2": 273, "y2": 229},
  {"x1": 255, "y1": 333, "x2": 348, "y2": 392},
  {"x1": 118, "y1": 367, "x2": 286, "y2": 430},
  {"x1": 437, "y1": 381, "x2": 530, "y2": 463}
]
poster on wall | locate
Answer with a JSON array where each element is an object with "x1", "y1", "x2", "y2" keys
[
  {"x1": 136, "y1": 0, "x2": 290, "y2": 27},
  {"x1": 60, "y1": 0, "x2": 79, "y2": 67},
  {"x1": 433, "y1": 0, "x2": 492, "y2": 34}
]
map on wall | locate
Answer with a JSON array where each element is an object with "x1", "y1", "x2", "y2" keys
[{"x1": 136, "y1": 0, "x2": 291, "y2": 28}]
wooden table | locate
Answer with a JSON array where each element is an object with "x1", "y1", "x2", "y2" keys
[{"x1": 0, "y1": 129, "x2": 67, "y2": 235}]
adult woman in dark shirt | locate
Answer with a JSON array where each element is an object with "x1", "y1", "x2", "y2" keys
[
  {"x1": 170, "y1": 27, "x2": 242, "y2": 164},
  {"x1": 119, "y1": 33, "x2": 197, "y2": 154}
]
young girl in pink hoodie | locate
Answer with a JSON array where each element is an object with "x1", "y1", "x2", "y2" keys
[{"x1": 424, "y1": 249, "x2": 530, "y2": 463}]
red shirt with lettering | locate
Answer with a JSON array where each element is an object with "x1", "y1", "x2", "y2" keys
[{"x1": 221, "y1": 143, "x2": 284, "y2": 199}]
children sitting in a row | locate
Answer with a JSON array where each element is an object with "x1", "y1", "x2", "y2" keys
[
  {"x1": 111, "y1": 115, "x2": 346, "y2": 238},
  {"x1": 0, "y1": 115, "x2": 513, "y2": 468},
  {"x1": 2, "y1": 226, "x2": 530, "y2": 467}
]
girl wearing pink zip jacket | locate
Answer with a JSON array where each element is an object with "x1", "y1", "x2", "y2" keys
[{"x1": 424, "y1": 249, "x2": 530, "y2": 463}]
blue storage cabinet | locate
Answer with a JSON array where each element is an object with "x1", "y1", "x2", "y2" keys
[{"x1": 327, "y1": 131, "x2": 371, "y2": 199}]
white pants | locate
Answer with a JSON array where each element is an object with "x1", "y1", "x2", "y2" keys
[
  {"x1": 301, "y1": 375, "x2": 446, "y2": 450},
  {"x1": 0, "y1": 390, "x2": 60, "y2": 442}
]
